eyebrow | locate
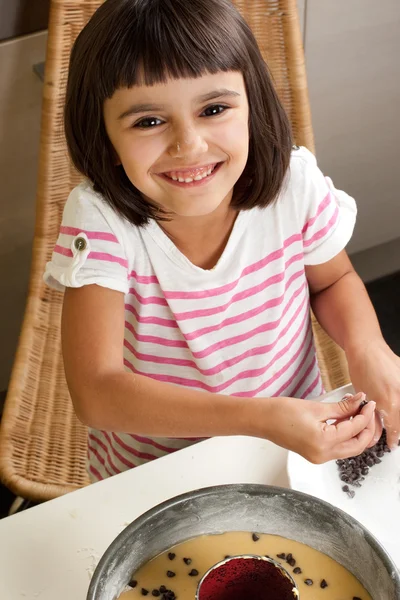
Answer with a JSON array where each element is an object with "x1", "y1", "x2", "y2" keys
[{"x1": 117, "y1": 88, "x2": 241, "y2": 120}]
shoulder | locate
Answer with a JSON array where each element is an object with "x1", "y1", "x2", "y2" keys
[
  {"x1": 63, "y1": 180, "x2": 137, "y2": 248},
  {"x1": 277, "y1": 145, "x2": 330, "y2": 212},
  {"x1": 64, "y1": 181, "x2": 119, "y2": 222},
  {"x1": 286, "y1": 145, "x2": 321, "y2": 188}
]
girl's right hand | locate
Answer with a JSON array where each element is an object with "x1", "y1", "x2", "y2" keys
[{"x1": 260, "y1": 393, "x2": 376, "y2": 464}]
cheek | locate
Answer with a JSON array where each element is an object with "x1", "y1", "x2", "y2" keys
[
  {"x1": 216, "y1": 119, "x2": 249, "y2": 160},
  {"x1": 119, "y1": 137, "x2": 164, "y2": 176}
]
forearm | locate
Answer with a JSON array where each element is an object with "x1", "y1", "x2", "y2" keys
[
  {"x1": 72, "y1": 368, "x2": 275, "y2": 438},
  {"x1": 310, "y1": 269, "x2": 383, "y2": 355}
]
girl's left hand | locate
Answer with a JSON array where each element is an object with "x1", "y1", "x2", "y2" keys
[{"x1": 346, "y1": 339, "x2": 400, "y2": 450}]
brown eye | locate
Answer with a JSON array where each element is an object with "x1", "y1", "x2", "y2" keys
[
  {"x1": 201, "y1": 104, "x2": 228, "y2": 117},
  {"x1": 134, "y1": 117, "x2": 163, "y2": 129}
]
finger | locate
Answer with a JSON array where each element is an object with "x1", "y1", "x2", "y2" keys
[
  {"x1": 321, "y1": 392, "x2": 366, "y2": 422},
  {"x1": 323, "y1": 400, "x2": 376, "y2": 445},
  {"x1": 379, "y1": 400, "x2": 400, "y2": 450},
  {"x1": 332, "y1": 412, "x2": 376, "y2": 459},
  {"x1": 366, "y1": 412, "x2": 383, "y2": 448},
  {"x1": 365, "y1": 409, "x2": 378, "y2": 448}
]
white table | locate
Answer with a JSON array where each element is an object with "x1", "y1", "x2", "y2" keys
[{"x1": 0, "y1": 436, "x2": 289, "y2": 600}]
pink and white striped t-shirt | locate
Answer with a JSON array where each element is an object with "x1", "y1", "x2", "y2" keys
[{"x1": 44, "y1": 146, "x2": 356, "y2": 481}]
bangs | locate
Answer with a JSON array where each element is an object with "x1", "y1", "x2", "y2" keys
[{"x1": 95, "y1": 0, "x2": 247, "y2": 97}]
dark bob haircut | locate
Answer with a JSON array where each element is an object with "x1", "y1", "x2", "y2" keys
[{"x1": 64, "y1": 0, "x2": 293, "y2": 226}]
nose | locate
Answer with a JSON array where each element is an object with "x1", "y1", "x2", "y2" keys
[{"x1": 168, "y1": 125, "x2": 208, "y2": 159}]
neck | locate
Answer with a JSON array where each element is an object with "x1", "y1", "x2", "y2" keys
[{"x1": 159, "y1": 195, "x2": 238, "y2": 270}]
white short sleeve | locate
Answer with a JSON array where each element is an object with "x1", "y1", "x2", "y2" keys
[
  {"x1": 44, "y1": 183, "x2": 129, "y2": 293},
  {"x1": 291, "y1": 147, "x2": 357, "y2": 266}
]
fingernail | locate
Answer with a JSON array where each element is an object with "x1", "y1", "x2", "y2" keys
[{"x1": 390, "y1": 445, "x2": 398, "y2": 451}]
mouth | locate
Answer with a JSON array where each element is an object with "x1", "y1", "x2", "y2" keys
[{"x1": 157, "y1": 162, "x2": 223, "y2": 188}]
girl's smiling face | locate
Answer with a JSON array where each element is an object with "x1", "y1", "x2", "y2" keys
[{"x1": 104, "y1": 71, "x2": 249, "y2": 218}]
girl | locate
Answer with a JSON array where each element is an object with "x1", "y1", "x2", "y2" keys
[{"x1": 45, "y1": 0, "x2": 399, "y2": 482}]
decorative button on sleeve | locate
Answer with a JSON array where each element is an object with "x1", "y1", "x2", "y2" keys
[{"x1": 74, "y1": 237, "x2": 87, "y2": 251}]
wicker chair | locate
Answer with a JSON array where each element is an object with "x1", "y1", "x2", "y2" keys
[{"x1": 0, "y1": 0, "x2": 349, "y2": 503}]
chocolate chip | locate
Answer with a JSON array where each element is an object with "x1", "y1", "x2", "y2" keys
[
  {"x1": 183, "y1": 557, "x2": 192, "y2": 565},
  {"x1": 347, "y1": 490, "x2": 356, "y2": 499},
  {"x1": 159, "y1": 586, "x2": 167, "y2": 593},
  {"x1": 293, "y1": 567, "x2": 302, "y2": 574},
  {"x1": 287, "y1": 558, "x2": 296, "y2": 567},
  {"x1": 277, "y1": 553, "x2": 286, "y2": 559},
  {"x1": 189, "y1": 569, "x2": 199, "y2": 577},
  {"x1": 304, "y1": 579, "x2": 313, "y2": 586},
  {"x1": 342, "y1": 485, "x2": 350, "y2": 492},
  {"x1": 128, "y1": 579, "x2": 138, "y2": 588},
  {"x1": 353, "y1": 597, "x2": 362, "y2": 600},
  {"x1": 152, "y1": 591, "x2": 161, "y2": 597},
  {"x1": 168, "y1": 553, "x2": 176, "y2": 561},
  {"x1": 141, "y1": 590, "x2": 149, "y2": 596},
  {"x1": 252, "y1": 533, "x2": 260, "y2": 542},
  {"x1": 166, "y1": 571, "x2": 176, "y2": 578},
  {"x1": 224, "y1": 555, "x2": 231, "y2": 559},
  {"x1": 320, "y1": 579, "x2": 328, "y2": 588}
]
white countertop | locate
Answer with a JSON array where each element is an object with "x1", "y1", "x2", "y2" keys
[
  {"x1": 0, "y1": 436, "x2": 289, "y2": 600},
  {"x1": 1, "y1": 431, "x2": 398, "y2": 600}
]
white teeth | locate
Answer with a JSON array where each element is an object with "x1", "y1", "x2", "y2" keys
[{"x1": 166, "y1": 164, "x2": 218, "y2": 183}]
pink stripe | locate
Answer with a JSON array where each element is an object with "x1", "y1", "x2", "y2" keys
[
  {"x1": 302, "y1": 191, "x2": 332, "y2": 235},
  {"x1": 233, "y1": 332, "x2": 313, "y2": 398},
  {"x1": 88, "y1": 442, "x2": 114, "y2": 477},
  {"x1": 129, "y1": 287, "x2": 168, "y2": 307},
  {"x1": 303, "y1": 205, "x2": 339, "y2": 247},
  {"x1": 102, "y1": 431, "x2": 138, "y2": 470},
  {"x1": 89, "y1": 432, "x2": 121, "y2": 475},
  {"x1": 125, "y1": 281, "x2": 307, "y2": 360},
  {"x1": 291, "y1": 355, "x2": 317, "y2": 396},
  {"x1": 129, "y1": 270, "x2": 159, "y2": 284},
  {"x1": 89, "y1": 464, "x2": 103, "y2": 481},
  {"x1": 125, "y1": 266, "x2": 303, "y2": 329},
  {"x1": 126, "y1": 284, "x2": 307, "y2": 376},
  {"x1": 187, "y1": 281, "x2": 307, "y2": 358},
  {"x1": 163, "y1": 234, "x2": 302, "y2": 300},
  {"x1": 184, "y1": 270, "x2": 304, "y2": 341},
  {"x1": 301, "y1": 371, "x2": 321, "y2": 399},
  {"x1": 124, "y1": 300, "x2": 309, "y2": 395},
  {"x1": 53, "y1": 245, "x2": 128, "y2": 268},
  {"x1": 174, "y1": 254, "x2": 303, "y2": 321},
  {"x1": 125, "y1": 303, "x2": 178, "y2": 328},
  {"x1": 112, "y1": 432, "x2": 159, "y2": 462},
  {"x1": 125, "y1": 321, "x2": 188, "y2": 349},
  {"x1": 129, "y1": 433, "x2": 181, "y2": 454},
  {"x1": 60, "y1": 226, "x2": 118, "y2": 243},
  {"x1": 124, "y1": 283, "x2": 308, "y2": 378},
  {"x1": 54, "y1": 245, "x2": 72, "y2": 257},
  {"x1": 265, "y1": 336, "x2": 315, "y2": 400}
]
